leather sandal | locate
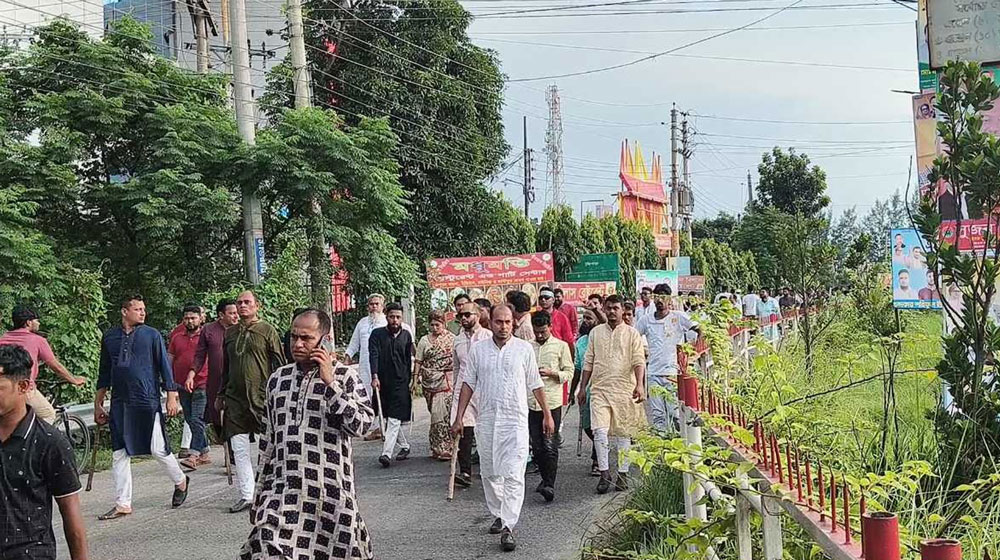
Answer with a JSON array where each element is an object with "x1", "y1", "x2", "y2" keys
[{"x1": 98, "y1": 507, "x2": 131, "y2": 521}]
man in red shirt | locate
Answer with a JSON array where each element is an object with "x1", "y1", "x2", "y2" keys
[
  {"x1": 552, "y1": 287, "x2": 579, "y2": 337},
  {"x1": 538, "y1": 288, "x2": 575, "y2": 358},
  {"x1": 0, "y1": 306, "x2": 86, "y2": 423},
  {"x1": 168, "y1": 305, "x2": 210, "y2": 470}
]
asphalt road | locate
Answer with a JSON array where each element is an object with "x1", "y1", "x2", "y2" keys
[{"x1": 56, "y1": 404, "x2": 627, "y2": 560}]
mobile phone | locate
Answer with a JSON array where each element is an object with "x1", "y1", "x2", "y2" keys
[{"x1": 319, "y1": 335, "x2": 335, "y2": 354}]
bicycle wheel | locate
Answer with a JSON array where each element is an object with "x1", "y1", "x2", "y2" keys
[{"x1": 63, "y1": 414, "x2": 92, "y2": 475}]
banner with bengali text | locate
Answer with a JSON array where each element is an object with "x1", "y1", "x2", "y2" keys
[
  {"x1": 425, "y1": 252, "x2": 555, "y2": 310},
  {"x1": 555, "y1": 282, "x2": 617, "y2": 307}
]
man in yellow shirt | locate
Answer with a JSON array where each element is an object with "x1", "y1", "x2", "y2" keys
[{"x1": 529, "y1": 311, "x2": 574, "y2": 502}]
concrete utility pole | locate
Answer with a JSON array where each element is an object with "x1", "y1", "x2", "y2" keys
[
  {"x1": 289, "y1": 0, "x2": 331, "y2": 313},
  {"x1": 186, "y1": 0, "x2": 216, "y2": 73},
  {"x1": 681, "y1": 113, "x2": 692, "y2": 243},
  {"x1": 670, "y1": 105, "x2": 679, "y2": 257},
  {"x1": 523, "y1": 116, "x2": 534, "y2": 219},
  {"x1": 229, "y1": 0, "x2": 266, "y2": 284},
  {"x1": 747, "y1": 170, "x2": 754, "y2": 205}
]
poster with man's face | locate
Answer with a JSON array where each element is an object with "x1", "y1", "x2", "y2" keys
[{"x1": 891, "y1": 228, "x2": 941, "y2": 310}]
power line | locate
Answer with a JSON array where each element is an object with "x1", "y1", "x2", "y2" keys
[{"x1": 469, "y1": 20, "x2": 911, "y2": 35}]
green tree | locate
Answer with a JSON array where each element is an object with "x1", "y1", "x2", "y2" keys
[
  {"x1": 536, "y1": 204, "x2": 584, "y2": 279},
  {"x1": 691, "y1": 212, "x2": 738, "y2": 244},
  {"x1": 6, "y1": 18, "x2": 245, "y2": 325},
  {"x1": 756, "y1": 147, "x2": 830, "y2": 216},
  {"x1": 253, "y1": 107, "x2": 419, "y2": 304},
  {"x1": 303, "y1": 0, "x2": 528, "y2": 262},
  {"x1": 861, "y1": 190, "x2": 909, "y2": 262},
  {"x1": 690, "y1": 239, "x2": 759, "y2": 298},
  {"x1": 913, "y1": 61, "x2": 1000, "y2": 483},
  {"x1": 732, "y1": 206, "x2": 784, "y2": 289},
  {"x1": 580, "y1": 213, "x2": 606, "y2": 254},
  {"x1": 578, "y1": 214, "x2": 657, "y2": 299}
]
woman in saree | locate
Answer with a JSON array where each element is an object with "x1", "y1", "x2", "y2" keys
[{"x1": 414, "y1": 311, "x2": 456, "y2": 460}]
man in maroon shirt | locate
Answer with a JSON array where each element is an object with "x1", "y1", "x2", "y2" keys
[
  {"x1": 191, "y1": 299, "x2": 239, "y2": 439},
  {"x1": 552, "y1": 287, "x2": 579, "y2": 337},
  {"x1": 169, "y1": 305, "x2": 210, "y2": 469},
  {"x1": 538, "y1": 288, "x2": 575, "y2": 360},
  {"x1": 0, "y1": 306, "x2": 86, "y2": 424}
]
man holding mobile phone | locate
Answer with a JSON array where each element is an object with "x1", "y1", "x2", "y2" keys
[{"x1": 241, "y1": 309, "x2": 375, "y2": 560}]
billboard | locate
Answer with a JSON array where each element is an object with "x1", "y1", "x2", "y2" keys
[
  {"x1": 913, "y1": 92, "x2": 938, "y2": 192},
  {"x1": 927, "y1": 0, "x2": 1000, "y2": 69},
  {"x1": 636, "y1": 269, "x2": 679, "y2": 295},
  {"x1": 565, "y1": 253, "x2": 620, "y2": 283},
  {"x1": 555, "y1": 282, "x2": 617, "y2": 307},
  {"x1": 425, "y1": 252, "x2": 555, "y2": 310},
  {"x1": 678, "y1": 275, "x2": 706, "y2": 294},
  {"x1": 891, "y1": 229, "x2": 941, "y2": 310}
]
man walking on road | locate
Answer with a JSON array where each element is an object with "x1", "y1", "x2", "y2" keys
[
  {"x1": 169, "y1": 305, "x2": 211, "y2": 470},
  {"x1": 507, "y1": 290, "x2": 535, "y2": 341},
  {"x1": 218, "y1": 290, "x2": 284, "y2": 514},
  {"x1": 191, "y1": 299, "x2": 238, "y2": 439},
  {"x1": 0, "y1": 344, "x2": 89, "y2": 560},
  {"x1": 634, "y1": 286, "x2": 653, "y2": 324},
  {"x1": 577, "y1": 295, "x2": 646, "y2": 494},
  {"x1": 0, "y1": 306, "x2": 87, "y2": 423},
  {"x1": 370, "y1": 302, "x2": 414, "y2": 468},
  {"x1": 538, "y1": 288, "x2": 575, "y2": 359},
  {"x1": 451, "y1": 301, "x2": 491, "y2": 488},
  {"x1": 346, "y1": 294, "x2": 386, "y2": 441},
  {"x1": 241, "y1": 309, "x2": 375, "y2": 560},
  {"x1": 636, "y1": 284, "x2": 699, "y2": 433},
  {"x1": 95, "y1": 295, "x2": 189, "y2": 520},
  {"x1": 530, "y1": 311, "x2": 573, "y2": 502},
  {"x1": 452, "y1": 305, "x2": 554, "y2": 552}
]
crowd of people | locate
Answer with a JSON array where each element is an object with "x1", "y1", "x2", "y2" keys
[{"x1": 0, "y1": 282, "x2": 713, "y2": 559}]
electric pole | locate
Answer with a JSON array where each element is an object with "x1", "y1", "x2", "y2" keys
[
  {"x1": 230, "y1": 0, "x2": 265, "y2": 285},
  {"x1": 288, "y1": 0, "x2": 330, "y2": 312},
  {"x1": 185, "y1": 0, "x2": 216, "y2": 73},
  {"x1": 670, "y1": 105, "x2": 679, "y2": 257},
  {"x1": 747, "y1": 170, "x2": 754, "y2": 205},
  {"x1": 681, "y1": 113, "x2": 692, "y2": 244},
  {"x1": 523, "y1": 116, "x2": 534, "y2": 219}
]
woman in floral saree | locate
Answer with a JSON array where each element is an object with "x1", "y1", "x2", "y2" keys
[{"x1": 414, "y1": 311, "x2": 456, "y2": 460}]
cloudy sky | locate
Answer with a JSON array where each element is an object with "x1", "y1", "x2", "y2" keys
[{"x1": 463, "y1": 0, "x2": 919, "y2": 221}]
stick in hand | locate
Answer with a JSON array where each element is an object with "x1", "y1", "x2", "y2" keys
[
  {"x1": 447, "y1": 433, "x2": 462, "y2": 501},
  {"x1": 373, "y1": 384, "x2": 386, "y2": 442},
  {"x1": 221, "y1": 409, "x2": 233, "y2": 486},
  {"x1": 86, "y1": 426, "x2": 100, "y2": 492}
]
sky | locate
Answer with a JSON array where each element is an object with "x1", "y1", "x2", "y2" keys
[{"x1": 462, "y1": 0, "x2": 920, "y2": 221}]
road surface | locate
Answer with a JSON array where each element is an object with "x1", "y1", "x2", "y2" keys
[{"x1": 57, "y1": 405, "x2": 626, "y2": 559}]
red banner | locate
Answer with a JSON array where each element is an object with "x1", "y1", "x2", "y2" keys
[
  {"x1": 425, "y1": 252, "x2": 555, "y2": 309},
  {"x1": 678, "y1": 275, "x2": 706, "y2": 293},
  {"x1": 939, "y1": 218, "x2": 1000, "y2": 252},
  {"x1": 555, "y1": 282, "x2": 617, "y2": 306}
]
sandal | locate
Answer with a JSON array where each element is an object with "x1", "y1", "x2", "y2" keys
[
  {"x1": 180, "y1": 458, "x2": 199, "y2": 471},
  {"x1": 98, "y1": 507, "x2": 131, "y2": 521}
]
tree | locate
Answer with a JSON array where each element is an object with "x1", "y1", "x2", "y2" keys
[
  {"x1": 830, "y1": 206, "x2": 865, "y2": 284},
  {"x1": 756, "y1": 148, "x2": 830, "y2": 216},
  {"x1": 732, "y1": 206, "x2": 784, "y2": 289},
  {"x1": 913, "y1": 61, "x2": 1000, "y2": 483},
  {"x1": 860, "y1": 190, "x2": 909, "y2": 262},
  {"x1": 579, "y1": 214, "x2": 658, "y2": 299},
  {"x1": 690, "y1": 239, "x2": 760, "y2": 298},
  {"x1": 253, "y1": 107, "x2": 419, "y2": 304},
  {"x1": 6, "y1": 18, "x2": 246, "y2": 323},
  {"x1": 537, "y1": 204, "x2": 584, "y2": 279},
  {"x1": 692, "y1": 212, "x2": 738, "y2": 244},
  {"x1": 303, "y1": 0, "x2": 528, "y2": 262},
  {"x1": 776, "y1": 213, "x2": 837, "y2": 378}
]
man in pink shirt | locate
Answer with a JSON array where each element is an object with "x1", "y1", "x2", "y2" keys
[
  {"x1": 0, "y1": 306, "x2": 86, "y2": 423},
  {"x1": 552, "y1": 287, "x2": 579, "y2": 337},
  {"x1": 168, "y1": 305, "x2": 210, "y2": 470}
]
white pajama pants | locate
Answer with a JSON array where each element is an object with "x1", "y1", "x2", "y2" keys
[
  {"x1": 381, "y1": 417, "x2": 410, "y2": 457},
  {"x1": 231, "y1": 433, "x2": 256, "y2": 501},
  {"x1": 112, "y1": 414, "x2": 185, "y2": 509},
  {"x1": 476, "y1": 417, "x2": 528, "y2": 530},
  {"x1": 181, "y1": 422, "x2": 192, "y2": 449},
  {"x1": 593, "y1": 427, "x2": 631, "y2": 473},
  {"x1": 647, "y1": 374, "x2": 678, "y2": 433}
]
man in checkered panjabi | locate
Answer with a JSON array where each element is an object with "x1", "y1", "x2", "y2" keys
[{"x1": 240, "y1": 308, "x2": 376, "y2": 559}]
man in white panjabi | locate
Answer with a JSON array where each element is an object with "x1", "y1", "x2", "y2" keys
[
  {"x1": 452, "y1": 305, "x2": 554, "y2": 553},
  {"x1": 577, "y1": 294, "x2": 646, "y2": 495},
  {"x1": 450, "y1": 302, "x2": 491, "y2": 488},
  {"x1": 346, "y1": 294, "x2": 386, "y2": 440}
]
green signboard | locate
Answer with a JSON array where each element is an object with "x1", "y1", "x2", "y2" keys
[{"x1": 564, "y1": 253, "x2": 620, "y2": 284}]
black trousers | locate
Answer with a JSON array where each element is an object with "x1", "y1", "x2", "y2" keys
[
  {"x1": 528, "y1": 406, "x2": 563, "y2": 488},
  {"x1": 457, "y1": 426, "x2": 475, "y2": 476}
]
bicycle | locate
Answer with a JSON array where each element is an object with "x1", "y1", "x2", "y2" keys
[{"x1": 39, "y1": 381, "x2": 92, "y2": 475}]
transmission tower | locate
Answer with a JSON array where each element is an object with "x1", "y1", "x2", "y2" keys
[{"x1": 544, "y1": 85, "x2": 564, "y2": 207}]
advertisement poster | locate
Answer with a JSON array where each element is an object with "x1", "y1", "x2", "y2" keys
[
  {"x1": 678, "y1": 275, "x2": 706, "y2": 294},
  {"x1": 555, "y1": 282, "x2": 617, "y2": 307},
  {"x1": 565, "y1": 253, "x2": 620, "y2": 283},
  {"x1": 913, "y1": 92, "x2": 938, "y2": 191},
  {"x1": 425, "y1": 252, "x2": 555, "y2": 310},
  {"x1": 635, "y1": 270, "x2": 679, "y2": 295},
  {"x1": 939, "y1": 219, "x2": 1000, "y2": 253},
  {"x1": 891, "y1": 229, "x2": 941, "y2": 309}
]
